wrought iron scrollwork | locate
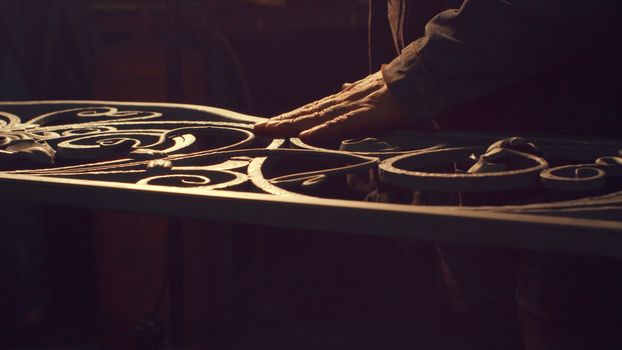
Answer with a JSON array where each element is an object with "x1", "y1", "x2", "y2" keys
[
  {"x1": 378, "y1": 146, "x2": 549, "y2": 192},
  {"x1": 1, "y1": 102, "x2": 621, "y2": 211}
]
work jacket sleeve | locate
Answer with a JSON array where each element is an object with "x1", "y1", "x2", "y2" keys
[{"x1": 381, "y1": 0, "x2": 620, "y2": 122}]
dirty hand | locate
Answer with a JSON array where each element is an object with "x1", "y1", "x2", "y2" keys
[{"x1": 253, "y1": 71, "x2": 408, "y2": 143}]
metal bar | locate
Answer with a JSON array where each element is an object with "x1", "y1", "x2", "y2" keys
[{"x1": 1, "y1": 172, "x2": 621, "y2": 258}]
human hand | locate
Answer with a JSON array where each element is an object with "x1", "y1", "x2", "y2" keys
[{"x1": 253, "y1": 71, "x2": 408, "y2": 144}]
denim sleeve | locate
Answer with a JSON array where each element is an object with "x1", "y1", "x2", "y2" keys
[{"x1": 381, "y1": 0, "x2": 620, "y2": 122}]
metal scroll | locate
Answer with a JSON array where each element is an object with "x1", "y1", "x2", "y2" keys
[{"x1": 1, "y1": 102, "x2": 621, "y2": 212}]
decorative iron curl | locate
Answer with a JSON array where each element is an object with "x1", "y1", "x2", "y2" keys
[
  {"x1": 246, "y1": 148, "x2": 378, "y2": 197},
  {"x1": 55, "y1": 126, "x2": 255, "y2": 161},
  {"x1": 26, "y1": 107, "x2": 163, "y2": 126},
  {"x1": 56, "y1": 131, "x2": 166, "y2": 160},
  {"x1": 0, "y1": 112, "x2": 21, "y2": 129},
  {"x1": 379, "y1": 147, "x2": 548, "y2": 192},
  {"x1": 540, "y1": 156, "x2": 622, "y2": 192},
  {"x1": 136, "y1": 170, "x2": 247, "y2": 190}
]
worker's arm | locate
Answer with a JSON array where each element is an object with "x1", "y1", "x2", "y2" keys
[
  {"x1": 254, "y1": 71, "x2": 408, "y2": 143},
  {"x1": 255, "y1": 0, "x2": 620, "y2": 142},
  {"x1": 383, "y1": 0, "x2": 619, "y2": 123}
]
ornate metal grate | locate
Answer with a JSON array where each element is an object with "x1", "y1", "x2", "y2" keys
[{"x1": 1, "y1": 101, "x2": 621, "y2": 256}]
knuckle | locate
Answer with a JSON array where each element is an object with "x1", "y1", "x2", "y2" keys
[
  {"x1": 283, "y1": 118, "x2": 299, "y2": 125},
  {"x1": 333, "y1": 115, "x2": 349, "y2": 124}
]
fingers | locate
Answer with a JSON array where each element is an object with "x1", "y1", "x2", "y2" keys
[
  {"x1": 255, "y1": 103, "x2": 352, "y2": 137},
  {"x1": 299, "y1": 107, "x2": 375, "y2": 144},
  {"x1": 254, "y1": 98, "x2": 332, "y2": 135},
  {"x1": 255, "y1": 85, "x2": 379, "y2": 136},
  {"x1": 270, "y1": 93, "x2": 338, "y2": 122},
  {"x1": 254, "y1": 72, "x2": 393, "y2": 140},
  {"x1": 257, "y1": 73, "x2": 383, "y2": 127}
]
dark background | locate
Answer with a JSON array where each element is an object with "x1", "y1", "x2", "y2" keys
[{"x1": 0, "y1": 0, "x2": 374, "y2": 116}]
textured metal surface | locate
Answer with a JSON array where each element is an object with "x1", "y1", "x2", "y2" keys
[{"x1": 1, "y1": 101, "x2": 622, "y2": 256}]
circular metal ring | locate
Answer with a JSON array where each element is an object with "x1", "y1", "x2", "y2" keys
[
  {"x1": 248, "y1": 148, "x2": 378, "y2": 197},
  {"x1": 540, "y1": 164, "x2": 607, "y2": 192},
  {"x1": 379, "y1": 147, "x2": 549, "y2": 192}
]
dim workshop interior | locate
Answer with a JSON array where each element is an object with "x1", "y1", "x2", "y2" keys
[{"x1": 1, "y1": 1, "x2": 621, "y2": 349}]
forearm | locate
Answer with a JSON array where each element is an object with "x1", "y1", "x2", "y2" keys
[{"x1": 383, "y1": 0, "x2": 620, "y2": 122}]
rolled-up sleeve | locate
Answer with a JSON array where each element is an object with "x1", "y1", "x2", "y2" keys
[{"x1": 382, "y1": 0, "x2": 620, "y2": 122}]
